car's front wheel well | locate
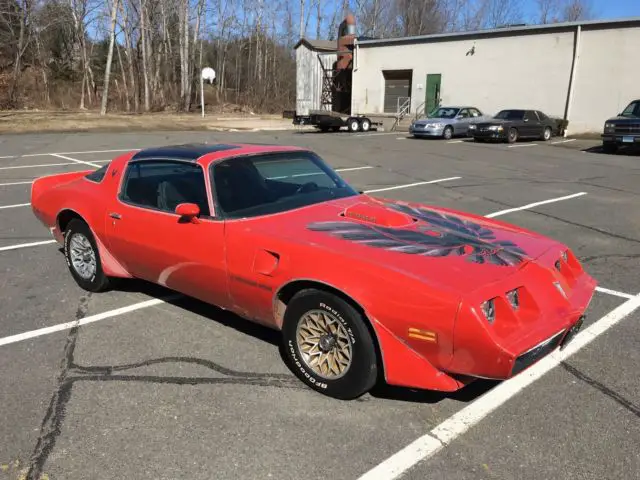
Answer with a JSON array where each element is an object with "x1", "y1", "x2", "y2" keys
[
  {"x1": 275, "y1": 280, "x2": 384, "y2": 374},
  {"x1": 57, "y1": 209, "x2": 85, "y2": 233}
]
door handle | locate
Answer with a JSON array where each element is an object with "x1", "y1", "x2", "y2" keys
[{"x1": 109, "y1": 212, "x2": 121, "y2": 219}]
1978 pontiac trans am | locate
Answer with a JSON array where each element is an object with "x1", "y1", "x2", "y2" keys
[{"x1": 31, "y1": 143, "x2": 596, "y2": 400}]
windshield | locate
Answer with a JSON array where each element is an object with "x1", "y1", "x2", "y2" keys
[
  {"x1": 428, "y1": 107, "x2": 459, "y2": 119},
  {"x1": 621, "y1": 101, "x2": 640, "y2": 117},
  {"x1": 211, "y1": 151, "x2": 358, "y2": 219},
  {"x1": 494, "y1": 110, "x2": 525, "y2": 120}
]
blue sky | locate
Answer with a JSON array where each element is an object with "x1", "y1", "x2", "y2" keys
[{"x1": 521, "y1": 0, "x2": 640, "y2": 20}]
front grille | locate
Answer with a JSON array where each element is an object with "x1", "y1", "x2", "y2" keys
[
  {"x1": 511, "y1": 330, "x2": 565, "y2": 376},
  {"x1": 614, "y1": 124, "x2": 640, "y2": 134}
]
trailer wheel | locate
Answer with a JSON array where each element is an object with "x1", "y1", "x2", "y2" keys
[
  {"x1": 347, "y1": 118, "x2": 360, "y2": 133},
  {"x1": 360, "y1": 118, "x2": 371, "y2": 132}
]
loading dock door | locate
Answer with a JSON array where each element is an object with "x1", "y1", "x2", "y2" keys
[
  {"x1": 425, "y1": 74, "x2": 442, "y2": 116},
  {"x1": 383, "y1": 71, "x2": 412, "y2": 113}
]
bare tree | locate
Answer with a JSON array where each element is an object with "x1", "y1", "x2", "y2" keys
[{"x1": 100, "y1": 0, "x2": 120, "y2": 115}]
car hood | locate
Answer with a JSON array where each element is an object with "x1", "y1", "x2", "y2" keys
[
  {"x1": 247, "y1": 195, "x2": 564, "y2": 294},
  {"x1": 606, "y1": 116, "x2": 640, "y2": 124}
]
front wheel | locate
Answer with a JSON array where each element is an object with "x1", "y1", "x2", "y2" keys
[
  {"x1": 347, "y1": 118, "x2": 360, "y2": 133},
  {"x1": 64, "y1": 219, "x2": 111, "y2": 292},
  {"x1": 507, "y1": 127, "x2": 518, "y2": 143},
  {"x1": 282, "y1": 289, "x2": 379, "y2": 400},
  {"x1": 442, "y1": 126, "x2": 453, "y2": 140}
]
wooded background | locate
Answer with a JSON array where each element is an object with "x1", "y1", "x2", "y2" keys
[{"x1": 0, "y1": 0, "x2": 593, "y2": 114}]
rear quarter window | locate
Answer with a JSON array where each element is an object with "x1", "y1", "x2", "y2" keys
[{"x1": 85, "y1": 163, "x2": 110, "y2": 183}]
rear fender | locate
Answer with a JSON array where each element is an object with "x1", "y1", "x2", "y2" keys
[{"x1": 56, "y1": 208, "x2": 132, "y2": 279}]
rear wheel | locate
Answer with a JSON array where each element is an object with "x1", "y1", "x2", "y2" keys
[
  {"x1": 282, "y1": 289, "x2": 378, "y2": 400},
  {"x1": 360, "y1": 118, "x2": 371, "y2": 132},
  {"x1": 64, "y1": 219, "x2": 111, "y2": 292},
  {"x1": 347, "y1": 118, "x2": 360, "y2": 133}
]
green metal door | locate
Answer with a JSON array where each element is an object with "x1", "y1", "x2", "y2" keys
[{"x1": 425, "y1": 74, "x2": 442, "y2": 116}]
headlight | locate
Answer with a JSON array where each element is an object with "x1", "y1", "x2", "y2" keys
[
  {"x1": 506, "y1": 288, "x2": 520, "y2": 310},
  {"x1": 481, "y1": 298, "x2": 496, "y2": 323},
  {"x1": 468, "y1": 124, "x2": 477, "y2": 129},
  {"x1": 488, "y1": 125, "x2": 503, "y2": 131},
  {"x1": 426, "y1": 123, "x2": 443, "y2": 129},
  {"x1": 604, "y1": 123, "x2": 615, "y2": 131}
]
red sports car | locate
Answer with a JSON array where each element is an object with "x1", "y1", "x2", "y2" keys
[{"x1": 31, "y1": 143, "x2": 597, "y2": 400}]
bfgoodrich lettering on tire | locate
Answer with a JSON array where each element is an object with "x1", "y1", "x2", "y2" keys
[
  {"x1": 282, "y1": 289, "x2": 378, "y2": 400},
  {"x1": 64, "y1": 218, "x2": 111, "y2": 293}
]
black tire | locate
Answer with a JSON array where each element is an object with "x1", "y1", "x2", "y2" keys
[
  {"x1": 282, "y1": 289, "x2": 378, "y2": 400},
  {"x1": 507, "y1": 127, "x2": 518, "y2": 143},
  {"x1": 473, "y1": 137, "x2": 484, "y2": 142},
  {"x1": 330, "y1": 126, "x2": 340, "y2": 132},
  {"x1": 602, "y1": 142, "x2": 618, "y2": 154},
  {"x1": 347, "y1": 118, "x2": 360, "y2": 133},
  {"x1": 64, "y1": 218, "x2": 111, "y2": 292},
  {"x1": 360, "y1": 118, "x2": 371, "y2": 132},
  {"x1": 542, "y1": 126, "x2": 552, "y2": 141},
  {"x1": 443, "y1": 125, "x2": 453, "y2": 140}
]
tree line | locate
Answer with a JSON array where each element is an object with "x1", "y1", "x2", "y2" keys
[{"x1": 0, "y1": 0, "x2": 593, "y2": 114}]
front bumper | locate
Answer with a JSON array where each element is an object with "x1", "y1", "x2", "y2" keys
[
  {"x1": 447, "y1": 248, "x2": 597, "y2": 380},
  {"x1": 410, "y1": 126, "x2": 444, "y2": 137},
  {"x1": 601, "y1": 134, "x2": 640, "y2": 145},
  {"x1": 471, "y1": 129, "x2": 506, "y2": 140}
]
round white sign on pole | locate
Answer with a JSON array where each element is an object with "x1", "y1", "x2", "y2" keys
[{"x1": 201, "y1": 67, "x2": 216, "y2": 83}]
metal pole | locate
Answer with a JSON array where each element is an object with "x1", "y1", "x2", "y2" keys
[{"x1": 201, "y1": 75, "x2": 205, "y2": 118}]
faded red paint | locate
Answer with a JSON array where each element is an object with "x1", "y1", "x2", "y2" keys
[{"x1": 30, "y1": 144, "x2": 597, "y2": 392}]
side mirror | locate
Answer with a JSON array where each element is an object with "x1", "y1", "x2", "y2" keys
[{"x1": 175, "y1": 202, "x2": 200, "y2": 223}]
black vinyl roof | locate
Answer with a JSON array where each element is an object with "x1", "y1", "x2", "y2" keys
[{"x1": 131, "y1": 143, "x2": 240, "y2": 162}]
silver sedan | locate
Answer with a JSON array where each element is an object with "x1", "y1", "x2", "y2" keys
[{"x1": 409, "y1": 106, "x2": 490, "y2": 140}]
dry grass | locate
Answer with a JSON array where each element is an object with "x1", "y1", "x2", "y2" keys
[{"x1": 0, "y1": 110, "x2": 301, "y2": 134}]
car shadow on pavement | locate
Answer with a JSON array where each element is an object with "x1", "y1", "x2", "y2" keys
[
  {"x1": 582, "y1": 145, "x2": 640, "y2": 156},
  {"x1": 104, "y1": 278, "x2": 496, "y2": 405}
]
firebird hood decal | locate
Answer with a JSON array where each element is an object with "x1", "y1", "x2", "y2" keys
[{"x1": 307, "y1": 204, "x2": 528, "y2": 266}]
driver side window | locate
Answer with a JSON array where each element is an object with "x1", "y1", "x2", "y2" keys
[{"x1": 120, "y1": 160, "x2": 211, "y2": 216}]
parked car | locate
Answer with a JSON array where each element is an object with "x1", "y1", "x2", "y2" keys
[
  {"x1": 469, "y1": 109, "x2": 557, "y2": 143},
  {"x1": 601, "y1": 99, "x2": 640, "y2": 153},
  {"x1": 31, "y1": 143, "x2": 596, "y2": 400},
  {"x1": 409, "y1": 106, "x2": 489, "y2": 139}
]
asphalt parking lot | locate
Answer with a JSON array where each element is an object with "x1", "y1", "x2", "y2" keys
[{"x1": 0, "y1": 129, "x2": 638, "y2": 480}]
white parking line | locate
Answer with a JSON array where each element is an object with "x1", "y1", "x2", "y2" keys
[
  {"x1": 595, "y1": 286, "x2": 635, "y2": 300},
  {"x1": 508, "y1": 143, "x2": 538, "y2": 148},
  {"x1": 0, "y1": 181, "x2": 33, "y2": 187},
  {"x1": 269, "y1": 165, "x2": 375, "y2": 180},
  {"x1": 0, "y1": 162, "x2": 75, "y2": 170},
  {"x1": 0, "y1": 155, "x2": 16, "y2": 159},
  {"x1": 0, "y1": 202, "x2": 30, "y2": 210},
  {"x1": 447, "y1": 140, "x2": 464, "y2": 144},
  {"x1": 485, "y1": 192, "x2": 587, "y2": 218},
  {"x1": 0, "y1": 240, "x2": 57, "y2": 252},
  {"x1": 551, "y1": 139, "x2": 577, "y2": 144},
  {"x1": 336, "y1": 166, "x2": 375, "y2": 172},
  {"x1": 50, "y1": 153, "x2": 102, "y2": 168},
  {"x1": 364, "y1": 177, "x2": 461, "y2": 193},
  {"x1": 0, "y1": 294, "x2": 181, "y2": 347},
  {"x1": 352, "y1": 132, "x2": 398, "y2": 138},
  {"x1": 21, "y1": 148, "x2": 136, "y2": 158},
  {"x1": 357, "y1": 291, "x2": 640, "y2": 480}
]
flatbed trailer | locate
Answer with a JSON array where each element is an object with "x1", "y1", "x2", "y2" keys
[{"x1": 293, "y1": 109, "x2": 394, "y2": 132}]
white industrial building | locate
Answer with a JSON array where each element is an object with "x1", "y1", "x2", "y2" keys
[{"x1": 296, "y1": 17, "x2": 640, "y2": 135}]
